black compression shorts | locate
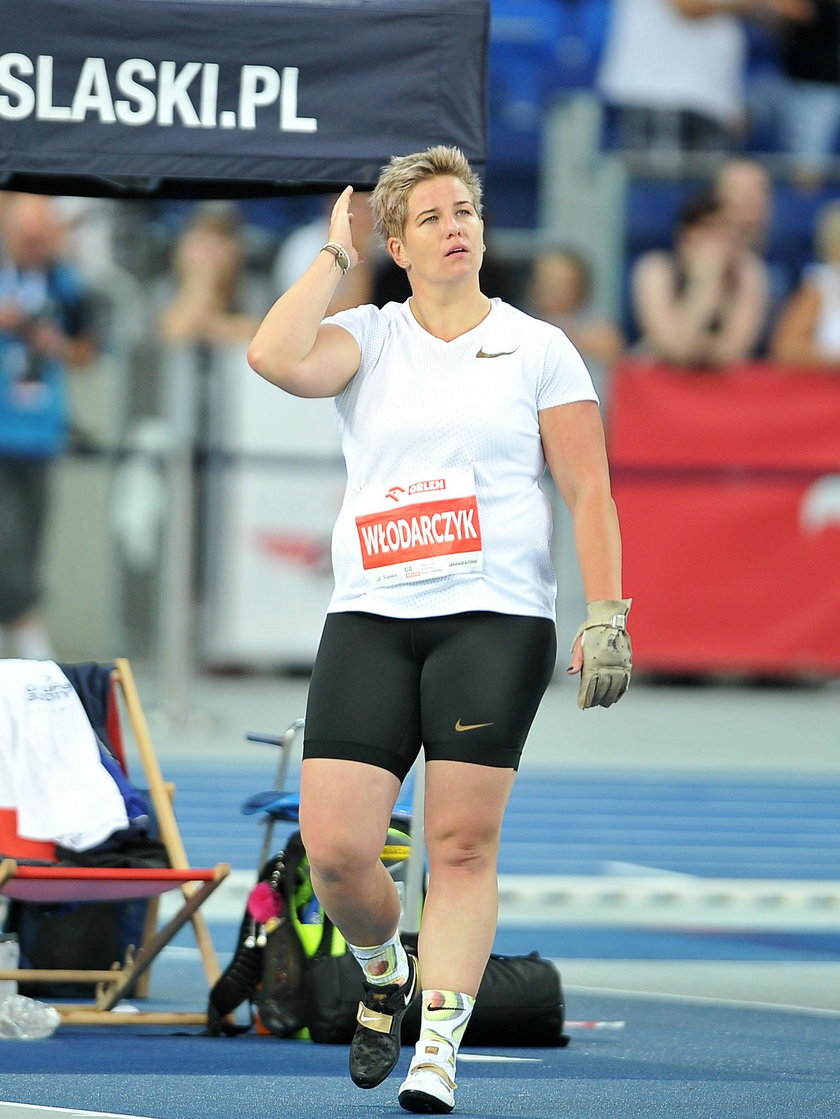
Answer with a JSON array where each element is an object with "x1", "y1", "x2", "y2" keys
[{"x1": 303, "y1": 611, "x2": 557, "y2": 781}]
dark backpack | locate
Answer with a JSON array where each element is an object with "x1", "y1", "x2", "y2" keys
[{"x1": 254, "y1": 831, "x2": 365, "y2": 1043}]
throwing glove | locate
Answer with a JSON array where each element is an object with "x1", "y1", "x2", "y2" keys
[{"x1": 571, "y1": 598, "x2": 632, "y2": 710}]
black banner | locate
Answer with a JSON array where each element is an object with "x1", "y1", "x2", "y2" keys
[{"x1": 0, "y1": 0, "x2": 489, "y2": 198}]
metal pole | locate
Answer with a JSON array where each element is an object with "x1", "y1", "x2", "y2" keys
[
  {"x1": 401, "y1": 760, "x2": 426, "y2": 935},
  {"x1": 247, "y1": 719, "x2": 306, "y2": 866},
  {"x1": 157, "y1": 344, "x2": 199, "y2": 725}
]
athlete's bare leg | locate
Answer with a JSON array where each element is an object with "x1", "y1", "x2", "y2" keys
[
  {"x1": 299, "y1": 757, "x2": 403, "y2": 947},
  {"x1": 418, "y1": 759, "x2": 516, "y2": 994}
]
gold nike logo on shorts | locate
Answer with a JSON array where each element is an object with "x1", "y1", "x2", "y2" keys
[
  {"x1": 454, "y1": 719, "x2": 494, "y2": 732},
  {"x1": 475, "y1": 347, "x2": 519, "y2": 358}
]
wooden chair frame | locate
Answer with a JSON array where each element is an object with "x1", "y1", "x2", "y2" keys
[{"x1": 0, "y1": 658, "x2": 230, "y2": 1025}]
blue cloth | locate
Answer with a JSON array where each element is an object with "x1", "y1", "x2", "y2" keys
[
  {"x1": 0, "y1": 261, "x2": 88, "y2": 458},
  {"x1": 58, "y1": 661, "x2": 152, "y2": 829},
  {"x1": 241, "y1": 790, "x2": 413, "y2": 823}
]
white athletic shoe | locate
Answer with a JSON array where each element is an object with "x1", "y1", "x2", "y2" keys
[{"x1": 398, "y1": 1042, "x2": 457, "y2": 1114}]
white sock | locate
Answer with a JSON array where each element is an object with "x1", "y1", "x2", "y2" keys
[
  {"x1": 347, "y1": 929, "x2": 410, "y2": 987},
  {"x1": 415, "y1": 989, "x2": 476, "y2": 1069}
]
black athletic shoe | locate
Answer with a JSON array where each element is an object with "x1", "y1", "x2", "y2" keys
[{"x1": 349, "y1": 954, "x2": 419, "y2": 1089}]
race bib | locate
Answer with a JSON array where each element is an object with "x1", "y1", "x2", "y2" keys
[{"x1": 355, "y1": 467, "x2": 483, "y2": 586}]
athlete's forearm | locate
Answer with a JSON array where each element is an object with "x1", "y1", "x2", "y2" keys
[
  {"x1": 570, "y1": 489, "x2": 624, "y2": 603},
  {"x1": 247, "y1": 248, "x2": 347, "y2": 387}
]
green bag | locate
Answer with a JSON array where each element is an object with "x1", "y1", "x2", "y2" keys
[{"x1": 256, "y1": 831, "x2": 362, "y2": 1043}]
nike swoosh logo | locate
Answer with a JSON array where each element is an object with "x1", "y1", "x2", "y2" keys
[
  {"x1": 404, "y1": 969, "x2": 417, "y2": 1006},
  {"x1": 454, "y1": 719, "x2": 494, "y2": 732},
  {"x1": 358, "y1": 1009, "x2": 383, "y2": 1026},
  {"x1": 476, "y1": 347, "x2": 519, "y2": 359}
]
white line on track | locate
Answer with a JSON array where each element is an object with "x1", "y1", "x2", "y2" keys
[
  {"x1": 0, "y1": 1105, "x2": 161, "y2": 1119},
  {"x1": 566, "y1": 983, "x2": 840, "y2": 1017},
  {"x1": 457, "y1": 1054, "x2": 542, "y2": 1063}
]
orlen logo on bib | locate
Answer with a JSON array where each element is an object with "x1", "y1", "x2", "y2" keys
[{"x1": 408, "y1": 478, "x2": 445, "y2": 495}]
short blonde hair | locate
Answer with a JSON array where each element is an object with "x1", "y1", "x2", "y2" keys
[{"x1": 370, "y1": 145, "x2": 483, "y2": 243}]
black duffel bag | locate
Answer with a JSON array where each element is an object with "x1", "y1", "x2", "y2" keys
[{"x1": 402, "y1": 946, "x2": 569, "y2": 1048}]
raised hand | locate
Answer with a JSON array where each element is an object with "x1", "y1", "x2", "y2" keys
[{"x1": 327, "y1": 186, "x2": 362, "y2": 271}]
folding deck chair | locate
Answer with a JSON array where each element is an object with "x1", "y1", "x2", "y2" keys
[{"x1": 0, "y1": 657, "x2": 230, "y2": 1025}]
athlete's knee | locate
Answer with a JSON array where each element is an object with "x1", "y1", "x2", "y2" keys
[
  {"x1": 426, "y1": 824, "x2": 500, "y2": 876},
  {"x1": 301, "y1": 825, "x2": 382, "y2": 887}
]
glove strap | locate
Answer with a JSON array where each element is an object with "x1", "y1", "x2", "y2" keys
[{"x1": 572, "y1": 598, "x2": 632, "y2": 652}]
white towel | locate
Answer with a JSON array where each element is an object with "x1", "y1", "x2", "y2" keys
[{"x1": 0, "y1": 659, "x2": 129, "y2": 851}]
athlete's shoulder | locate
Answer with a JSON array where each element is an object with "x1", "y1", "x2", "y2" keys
[
  {"x1": 324, "y1": 302, "x2": 396, "y2": 349},
  {"x1": 377, "y1": 300, "x2": 414, "y2": 326},
  {"x1": 490, "y1": 299, "x2": 568, "y2": 347},
  {"x1": 328, "y1": 299, "x2": 409, "y2": 331},
  {"x1": 326, "y1": 301, "x2": 377, "y2": 327}
]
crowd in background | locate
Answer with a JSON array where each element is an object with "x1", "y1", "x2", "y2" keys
[
  {"x1": 148, "y1": 152, "x2": 840, "y2": 386},
  {"x1": 3, "y1": 0, "x2": 840, "y2": 659},
  {"x1": 139, "y1": 0, "x2": 840, "y2": 394}
]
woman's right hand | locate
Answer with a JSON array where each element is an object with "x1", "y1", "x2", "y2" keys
[{"x1": 327, "y1": 186, "x2": 362, "y2": 270}]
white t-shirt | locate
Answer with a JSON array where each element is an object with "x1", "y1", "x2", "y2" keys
[
  {"x1": 597, "y1": 0, "x2": 745, "y2": 126},
  {"x1": 322, "y1": 298, "x2": 598, "y2": 621}
]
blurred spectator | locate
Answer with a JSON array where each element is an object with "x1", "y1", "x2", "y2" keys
[
  {"x1": 770, "y1": 199, "x2": 840, "y2": 367},
  {"x1": 158, "y1": 202, "x2": 264, "y2": 344},
  {"x1": 714, "y1": 155, "x2": 793, "y2": 347},
  {"x1": 714, "y1": 156, "x2": 773, "y2": 251},
  {"x1": 153, "y1": 202, "x2": 268, "y2": 611},
  {"x1": 52, "y1": 197, "x2": 121, "y2": 282},
  {"x1": 774, "y1": 0, "x2": 840, "y2": 189},
  {"x1": 524, "y1": 247, "x2": 625, "y2": 398},
  {"x1": 0, "y1": 193, "x2": 99, "y2": 659},
  {"x1": 631, "y1": 192, "x2": 769, "y2": 367},
  {"x1": 597, "y1": 0, "x2": 812, "y2": 161},
  {"x1": 52, "y1": 197, "x2": 148, "y2": 362}
]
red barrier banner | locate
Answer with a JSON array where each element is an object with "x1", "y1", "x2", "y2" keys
[{"x1": 608, "y1": 359, "x2": 840, "y2": 675}]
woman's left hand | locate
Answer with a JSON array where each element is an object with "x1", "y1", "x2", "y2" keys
[
  {"x1": 568, "y1": 600, "x2": 633, "y2": 709},
  {"x1": 567, "y1": 638, "x2": 584, "y2": 677}
]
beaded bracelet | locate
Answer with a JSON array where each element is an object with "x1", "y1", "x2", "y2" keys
[{"x1": 321, "y1": 241, "x2": 351, "y2": 274}]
